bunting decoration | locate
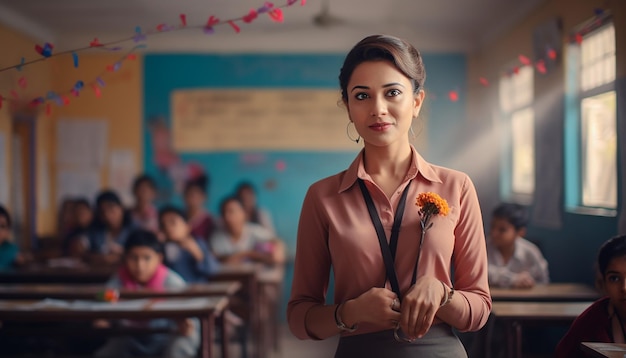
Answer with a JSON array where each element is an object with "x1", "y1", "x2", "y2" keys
[{"x1": 0, "y1": 0, "x2": 305, "y2": 114}]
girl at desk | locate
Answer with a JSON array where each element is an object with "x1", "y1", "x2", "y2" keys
[
  {"x1": 159, "y1": 205, "x2": 220, "y2": 283},
  {"x1": 209, "y1": 196, "x2": 285, "y2": 266},
  {"x1": 86, "y1": 190, "x2": 136, "y2": 264},
  {"x1": 555, "y1": 234, "x2": 626, "y2": 358},
  {"x1": 95, "y1": 229, "x2": 199, "y2": 358}
]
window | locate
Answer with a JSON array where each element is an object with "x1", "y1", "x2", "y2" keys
[
  {"x1": 499, "y1": 65, "x2": 535, "y2": 200},
  {"x1": 565, "y1": 21, "x2": 617, "y2": 212}
]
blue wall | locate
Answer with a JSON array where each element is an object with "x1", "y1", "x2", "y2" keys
[{"x1": 143, "y1": 53, "x2": 467, "y2": 319}]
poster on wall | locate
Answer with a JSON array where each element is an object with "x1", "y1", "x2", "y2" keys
[
  {"x1": 56, "y1": 170, "x2": 101, "y2": 205},
  {"x1": 56, "y1": 119, "x2": 108, "y2": 168},
  {"x1": 109, "y1": 149, "x2": 136, "y2": 206},
  {"x1": 171, "y1": 89, "x2": 354, "y2": 151}
]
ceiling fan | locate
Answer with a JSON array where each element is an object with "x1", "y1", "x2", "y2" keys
[{"x1": 312, "y1": 0, "x2": 346, "y2": 28}]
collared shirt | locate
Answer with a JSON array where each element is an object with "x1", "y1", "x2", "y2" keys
[
  {"x1": 486, "y1": 237, "x2": 550, "y2": 287},
  {"x1": 287, "y1": 146, "x2": 491, "y2": 339},
  {"x1": 209, "y1": 223, "x2": 274, "y2": 257}
]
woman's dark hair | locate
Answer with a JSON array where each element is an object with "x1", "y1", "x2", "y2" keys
[
  {"x1": 124, "y1": 229, "x2": 164, "y2": 255},
  {"x1": 598, "y1": 235, "x2": 626, "y2": 278},
  {"x1": 94, "y1": 190, "x2": 132, "y2": 229},
  {"x1": 0, "y1": 205, "x2": 11, "y2": 228},
  {"x1": 219, "y1": 196, "x2": 244, "y2": 217},
  {"x1": 132, "y1": 174, "x2": 157, "y2": 193},
  {"x1": 158, "y1": 205, "x2": 188, "y2": 228},
  {"x1": 184, "y1": 174, "x2": 210, "y2": 196},
  {"x1": 339, "y1": 34, "x2": 426, "y2": 103},
  {"x1": 492, "y1": 203, "x2": 529, "y2": 231}
]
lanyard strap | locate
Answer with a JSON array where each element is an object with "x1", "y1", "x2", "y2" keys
[{"x1": 358, "y1": 179, "x2": 412, "y2": 299}]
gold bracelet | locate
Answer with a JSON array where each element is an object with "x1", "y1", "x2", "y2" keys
[
  {"x1": 334, "y1": 303, "x2": 358, "y2": 332},
  {"x1": 440, "y1": 281, "x2": 454, "y2": 307}
]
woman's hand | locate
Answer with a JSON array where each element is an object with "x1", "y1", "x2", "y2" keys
[
  {"x1": 399, "y1": 276, "x2": 445, "y2": 339},
  {"x1": 342, "y1": 287, "x2": 401, "y2": 329}
]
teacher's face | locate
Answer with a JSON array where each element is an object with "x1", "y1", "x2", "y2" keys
[{"x1": 345, "y1": 60, "x2": 423, "y2": 148}]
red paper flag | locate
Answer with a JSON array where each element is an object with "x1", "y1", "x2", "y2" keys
[
  {"x1": 127, "y1": 54, "x2": 137, "y2": 61},
  {"x1": 90, "y1": 38, "x2": 102, "y2": 47},
  {"x1": 513, "y1": 67, "x2": 520, "y2": 75},
  {"x1": 10, "y1": 90, "x2": 18, "y2": 100},
  {"x1": 180, "y1": 14, "x2": 187, "y2": 27},
  {"x1": 269, "y1": 8, "x2": 284, "y2": 22},
  {"x1": 535, "y1": 60, "x2": 547, "y2": 74},
  {"x1": 229, "y1": 20, "x2": 241, "y2": 33},
  {"x1": 243, "y1": 9, "x2": 258, "y2": 23},
  {"x1": 479, "y1": 77, "x2": 489, "y2": 86},
  {"x1": 0, "y1": 96, "x2": 3, "y2": 109},
  {"x1": 275, "y1": 160, "x2": 286, "y2": 171},
  {"x1": 62, "y1": 96, "x2": 70, "y2": 106},
  {"x1": 547, "y1": 48, "x2": 557, "y2": 60},
  {"x1": 575, "y1": 33, "x2": 583, "y2": 44},
  {"x1": 448, "y1": 91, "x2": 459, "y2": 102},
  {"x1": 18, "y1": 76, "x2": 27, "y2": 89},
  {"x1": 518, "y1": 54, "x2": 531, "y2": 66},
  {"x1": 207, "y1": 16, "x2": 220, "y2": 27},
  {"x1": 92, "y1": 84, "x2": 102, "y2": 98}
]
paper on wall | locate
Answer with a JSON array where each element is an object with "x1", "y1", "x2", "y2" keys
[
  {"x1": 56, "y1": 120, "x2": 107, "y2": 168},
  {"x1": 108, "y1": 149, "x2": 136, "y2": 206},
  {"x1": 56, "y1": 169, "x2": 101, "y2": 205}
]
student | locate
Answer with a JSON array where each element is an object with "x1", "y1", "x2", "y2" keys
[
  {"x1": 183, "y1": 175, "x2": 215, "y2": 241},
  {"x1": 87, "y1": 190, "x2": 135, "y2": 264},
  {"x1": 0, "y1": 205, "x2": 23, "y2": 269},
  {"x1": 130, "y1": 174, "x2": 159, "y2": 233},
  {"x1": 159, "y1": 205, "x2": 220, "y2": 283},
  {"x1": 63, "y1": 197, "x2": 94, "y2": 257},
  {"x1": 487, "y1": 203, "x2": 549, "y2": 288},
  {"x1": 95, "y1": 229, "x2": 199, "y2": 358},
  {"x1": 57, "y1": 198, "x2": 77, "y2": 241},
  {"x1": 235, "y1": 181, "x2": 275, "y2": 234},
  {"x1": 555, "y1": 235, "x2": 626, "y2": 357},
  {"x1": 210, "y1": 196, "x2": 285, "y2": 266}
]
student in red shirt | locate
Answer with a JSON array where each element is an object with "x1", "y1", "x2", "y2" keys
[{"x1": 555, "y1": 234, "x2": 626, "y2": 357}]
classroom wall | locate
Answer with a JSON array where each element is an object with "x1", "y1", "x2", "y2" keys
[
  {"x1": 0, "y1": 23, "x2": 143, "y2": 239},
  {"x1": 467, "y1": 0, "x2": 626, "y2": 285},
  {"x1": 143, "y1": 52, "x2": 467, "y2": 318},
  {"x1": 0, "y1": 24, "x2": 54, "y2": 244}
]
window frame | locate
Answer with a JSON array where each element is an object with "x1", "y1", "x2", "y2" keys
[{"x1": 564, "y1": 16, "x2": 617, "y2": 216}]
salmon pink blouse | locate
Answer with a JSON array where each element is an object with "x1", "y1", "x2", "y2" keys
[{"x1": 287, "y1": 146, "x2": 491, "y2": 339}]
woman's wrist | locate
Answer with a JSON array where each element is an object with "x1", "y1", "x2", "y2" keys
[{"x1": 339, "y1": 299, "x2": 359, "y2": 329}]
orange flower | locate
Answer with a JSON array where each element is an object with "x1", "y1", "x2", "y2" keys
[{"x1": 415, "y1": 192, "x2": 450, "y2": 217}]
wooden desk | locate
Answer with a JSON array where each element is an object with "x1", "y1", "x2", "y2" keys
[
  {"x1": 582, "y1": 342, "x2": 626, "y2": 358},
  {"x1": 492, "y1": 301, "x2": 593, "y2": 358},
  {"x1": 490, "y1": 283, "x2": 600, "y2": 302},
  {"x1": 257, "y1": 265, "x2": 285, "y2": 355},
  {"x1": 0, "y1": 264, "x2": 116, "y2": 284},
  {"x1": 0, "y1": 281, "x2": 242, "y2": 300},
  {"x1": 0, "y1": 296, "x2": 229, "y2": 358}
]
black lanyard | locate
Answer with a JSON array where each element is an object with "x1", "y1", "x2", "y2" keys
[{"x1": 358, "y1": 179, "x2": 412, "y2": 300}]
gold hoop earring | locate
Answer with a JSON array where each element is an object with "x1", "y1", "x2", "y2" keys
[{"x1": 346, "y1": 122, "x2": 361, "y2": 143}]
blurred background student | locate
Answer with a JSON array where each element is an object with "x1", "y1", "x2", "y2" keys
[
  {"x1": 487, "y1": 203, "x2": 549, "y2": 288},
  {"x1": 159, "y1": 205, "x2": 220, "y2": 283},
  {"x1": 235, "y1": 181, "x2": 275, "y2": 234},
  {"x1": 0, "y1": 205, "x2": 26, "y2": 269},
  {"x1": 86, "y1": 190, "x2": 136, "y2": 264},
  {"x1": 130, "y1": 174, "x2": 159, "y2": 233},
  {"x1": 210, "y1": 196, "x2": 284, "y2": 266},
  {"x1": 183, "y1": 175, "x2": 215, "y2": 242},
  {"x1": 95, "y1": 229, "x2": 199, "y2": 358}
]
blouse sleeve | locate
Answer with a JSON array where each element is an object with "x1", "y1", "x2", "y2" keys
[
  {"x1": 195, "y1": 240, "x2": 221, "y2": 277},
  {"x1": 449, "y1": 175, "x2": 492, "y2": 332},
  {"x1": 287, "y1": 185, "x2": 332, "y2": 340}
]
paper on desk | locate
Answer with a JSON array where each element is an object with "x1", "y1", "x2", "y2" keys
[
  {"x1": 150, "y1": 298, "x2": 210, "y2": 310},
  {"x1": 72, "y1": 299, "x2": 151, "y2": 311}
]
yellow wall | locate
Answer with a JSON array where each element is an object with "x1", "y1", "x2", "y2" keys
[
  {"x1": 467, "y1": 0, "x2": 625, "y2": 126},
  {"x1": 0, "y1": 23, "x2": 143, "y2": 239}
]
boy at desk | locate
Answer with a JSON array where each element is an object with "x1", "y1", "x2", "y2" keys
[
  {"x1": 487, "y1": 203, "x2": 549, "y2": 288},
  {"x1": 159, "y1": 205, "x2": 220, "y2": 283},
  {"x1": 95, "y1": 229, "x2": 199, "y2": 358},
  {"x1": 0, "y1": 205, "x2": 27, "y2": 269}
]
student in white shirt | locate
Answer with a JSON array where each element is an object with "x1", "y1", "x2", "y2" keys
[{"x1": 486, "y1": 203, "x2": 549, "y2": 288}]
